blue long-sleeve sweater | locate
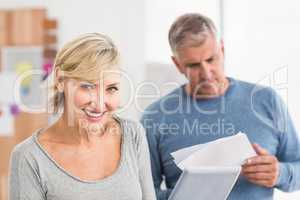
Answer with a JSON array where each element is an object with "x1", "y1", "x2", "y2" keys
[{"x1": 141, "y1": 77, "x2": 300, "y2": 200}]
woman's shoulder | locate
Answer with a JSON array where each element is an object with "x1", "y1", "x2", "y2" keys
[
  {"x1": 117, "y1": 116, "x2": 146, "y2": 147},
  {"x1": 11, "y1": 129, "x2": 42, "y2": 161}
]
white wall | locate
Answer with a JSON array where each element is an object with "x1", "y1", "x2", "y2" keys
[
  {"x1": 145, "y1": 0, "x2": 221, "y2": 64},
  {"x1": 0, "y1": 0, "x2": 147, "y2": 120},
  {"x1": 223, "y1": 0, "x2": 300, "y2": 199}
]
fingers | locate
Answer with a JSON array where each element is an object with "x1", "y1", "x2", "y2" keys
[
  {"x1": 242, "y1": 169, "x2": 279, "y2": 188},
  {"x1": 242, "y1": 164, "x2": 277, "y2": 174},
  {"x1": 252, "y1": 143, "x2": 269, "y2": 156},
  {"x1": 244, "y1": 155, "x2": 278, "y2": 165},
  {"x1": 243, "y1": 172, "x2": 274, "y2": 180},
  {"x1": 246, "y1": 178, "x2": 277, "y2": 188},
  {"x1": 242, "y1": 145, "x2": 280, "y2": 188}
]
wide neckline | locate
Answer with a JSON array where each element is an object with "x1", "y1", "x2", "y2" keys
[{"x1": 34, "y1": 115, "x2": 127, "y2": 184}]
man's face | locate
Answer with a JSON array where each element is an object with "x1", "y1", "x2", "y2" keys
[{"x1": 172, "y1": 35, "x2": 227, "y2": 98}]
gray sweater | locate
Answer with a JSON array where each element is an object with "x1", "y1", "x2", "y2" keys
[{"x1": 8, "y1": 117, "x2": 156, "y2": 200}]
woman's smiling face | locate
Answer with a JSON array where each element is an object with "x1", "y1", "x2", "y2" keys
[{"x1": 62, "y1": 71, "x2": 121, "y2": 134}]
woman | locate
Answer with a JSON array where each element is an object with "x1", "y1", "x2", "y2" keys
[{"x1": 9, "y1": 33, "x2": 156, "y2": 200}]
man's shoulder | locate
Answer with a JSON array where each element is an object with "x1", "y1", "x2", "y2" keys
[
  {"x1": 142, "y1": 85, "x2": 184, "y2": 114},
  {"x1": 232, "y1": 78, "x2": 276, "y2": 98}
]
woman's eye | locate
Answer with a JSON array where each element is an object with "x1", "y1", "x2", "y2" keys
[
  {"x1": 107, "y1": 86, "x2": 119, "y2": 93},
  {"x1": 80, "y1": 83, "x2": 95, "y2": 90}
]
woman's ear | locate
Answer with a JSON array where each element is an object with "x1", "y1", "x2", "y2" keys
[{"x1": 55, "y1": 68, "x2": 64, "y2": 93}]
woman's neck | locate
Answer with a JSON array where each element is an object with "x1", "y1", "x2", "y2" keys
[{"x1": 49, "y1": 114, "x2": 105, "y2": 148}]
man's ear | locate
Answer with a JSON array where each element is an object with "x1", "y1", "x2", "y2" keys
[
  {"x1": 220, "y1": 38, "x2": 225, "y2": 55},
  {"x1": 171, "y1": 56, "x2": 184, "y2": 74},
  {"x1": 55, "y1": 68, "x2": 64, "y2": 92}
]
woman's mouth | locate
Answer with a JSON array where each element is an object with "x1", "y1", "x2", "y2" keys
[{"x1": 82, "y1": 109, "x2": 106, "y2": 122}]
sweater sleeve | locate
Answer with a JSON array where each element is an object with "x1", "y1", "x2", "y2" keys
[
  {"x1": 8, "y1": 147, "x2": 46, "y2": 200},
  {"x1": 140, "y1": 116, "x2": 172, "y2": 200},
  {"x1": 135, "y1": 123, "x2": 157, "y2": 200},
  {"x1": 270, "y1": 90, "x2": 300, "y2": 192}
]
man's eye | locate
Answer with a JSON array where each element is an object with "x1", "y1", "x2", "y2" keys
[
  {"x1": 80, "y1": 83, "x2": 95, "y2": 89},
  {"x1": 187, "y1": 63, "x2": 200, "y2": 68},
  {"x1": 206, "y1": 57, "x2": 215, "y2": 63},
  {"x1": 107, "y1": 86, "x2": 119, "y2": 93}
]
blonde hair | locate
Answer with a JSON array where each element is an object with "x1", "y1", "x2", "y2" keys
[{"x1": 49, "y1": 33, "x2": 120, "y2": 113}]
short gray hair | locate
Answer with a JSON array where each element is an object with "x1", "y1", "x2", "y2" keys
[{"x1": 168, "y1": 13, "x2": 217, "y2": 54}]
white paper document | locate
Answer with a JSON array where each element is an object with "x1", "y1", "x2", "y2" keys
[
  {"x1": 169, "y1": 133, "x2": 257, "y2": 200},
  {"x1": 169, "y1": 166, "x2": 241, "y2": 200}
]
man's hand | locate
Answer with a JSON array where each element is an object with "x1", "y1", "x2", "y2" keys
[{"x1": 242, "y1": 143, "x2": 279, "y2": 188}]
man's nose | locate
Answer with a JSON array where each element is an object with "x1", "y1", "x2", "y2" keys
[{"x1": 200, "y1": 64, "x2": 213, "y2": 81}]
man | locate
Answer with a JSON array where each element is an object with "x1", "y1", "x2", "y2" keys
[{"x1": 141, "y1": 13, "x2": 300, "y2": 200}]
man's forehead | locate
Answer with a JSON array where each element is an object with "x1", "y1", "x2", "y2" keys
[{"x1": 176, "y1": 39, "x2": 220, "y2": 62}]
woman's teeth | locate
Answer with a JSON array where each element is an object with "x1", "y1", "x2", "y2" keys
[{"x1": 83, "y1": 109, "x2": 104, "y2": 118}]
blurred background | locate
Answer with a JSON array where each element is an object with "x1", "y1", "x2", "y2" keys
[{"x1": 0, "y1": 0, "x2": 299, "y2": 199}]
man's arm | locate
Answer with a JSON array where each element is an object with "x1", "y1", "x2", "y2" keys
[
  {"x1": 271, "y1": 90, "x2": 300, "y2": 191},
  {"x1": 273, "y1": 109, "x2": 300, "y2": 192},
  {"x1": 242, "y1": 90, "x2": 300, "y2": 191}
]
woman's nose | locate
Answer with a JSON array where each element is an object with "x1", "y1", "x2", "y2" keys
[{"x1": 90, "y1": 90, "x2": 107, "y2": 111}]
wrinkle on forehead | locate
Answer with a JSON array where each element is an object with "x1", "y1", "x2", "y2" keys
[{"x1": 176, "y1": 37, "x2": 221, "y2": 64}]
